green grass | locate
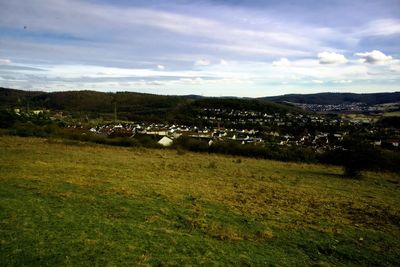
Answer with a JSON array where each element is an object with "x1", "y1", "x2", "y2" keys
[{"x1": 0, "y1": 136, "x2": 399, "y2": 266}]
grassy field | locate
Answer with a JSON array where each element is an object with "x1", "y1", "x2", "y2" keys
[{"x1": 0, "y1": 136, "x2": 399, "y2": 266}]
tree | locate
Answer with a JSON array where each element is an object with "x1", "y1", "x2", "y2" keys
[
  {"x1": 340, "y1": 138, "x2": 380, "y2": 178},
  {"x1": 0, "y1": 110, "x2": 20, "y2": 128}
]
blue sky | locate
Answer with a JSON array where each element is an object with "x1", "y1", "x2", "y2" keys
[{"x1": 0, "y1": 0, "x2": 399, "y2": 96}]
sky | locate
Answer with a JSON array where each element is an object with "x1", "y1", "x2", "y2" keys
[{"x1": 0, "y1": 0, "x2": 399, "y2": 97}]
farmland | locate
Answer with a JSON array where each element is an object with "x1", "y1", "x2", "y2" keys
[{"x1": 0, "y1": 136, "x2": 399, "y2": 266}]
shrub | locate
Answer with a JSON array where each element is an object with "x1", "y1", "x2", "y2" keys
[
  {"x1": 106, "y1": 137, "x2": 141, "y2": 147},
  {"x1": 174, "y1": 136, "x2": 209, "y2": 153},
  {"x1": 314, "y1": 140, "x2": 400, "y2": 175},
  {"x1": 133, "y1": 134, "x2": 161, "y2": 148},
  {"x1": 0, "y1": 110, "x2": 18, "y2": 128},
  {"x1": 344, "y1": 165, "x2": 362, "y2": 178},
  {"x1": 11, "y1": 122, "x2": 48, "y2": 137}
]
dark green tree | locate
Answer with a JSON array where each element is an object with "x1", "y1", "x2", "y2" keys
[{"x1": 340, "y1": 138, "x2": 381, "y2": 178}]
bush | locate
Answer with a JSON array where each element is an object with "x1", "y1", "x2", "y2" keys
[
  {"x1": 173, "y1": 136, "x2": 209, "y2": 153},
  {"x1": 344, "y1": 165, "x2": 362, "y2": 178},
  {"x1": 105, "y1": 137, "x2": 141, "y2": 147},
  {"x1": 320, "y1": 138, "x2": 388, "y2": 177},
  {"x1": 173, "y1": 136, "x2": 318, "y2": 164},
  {"x1": 133, "y1": 134, "x2": 162, "y2": 148},
  {"x1": 11, "y1": 122, "x2": 50, "y2": 137},
  {"x1": 0, "y1": 110, "x2": 18, "y2": 128}
]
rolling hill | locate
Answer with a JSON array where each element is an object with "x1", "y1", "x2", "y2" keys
[
  {"x1": 262, "y1": 92, "x2": 400, "y2": 105},
  {"x1": 0, "y1": 87, "x2": 300, "y2": 123}
]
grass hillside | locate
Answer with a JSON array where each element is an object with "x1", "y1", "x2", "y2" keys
[{"x1": 0, "y1": 136, "x2": 399, "y2": 266}]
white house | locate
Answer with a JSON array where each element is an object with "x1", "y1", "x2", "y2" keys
[{"x1": 158, "y1": 136, "x2": 173, "y2": 147}]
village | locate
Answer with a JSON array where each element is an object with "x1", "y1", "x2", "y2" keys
[
  {"x1": 81, "y1": 107, "x2": 400, "y2": 151},
  {"x1": 291, "y1": 102, "x2": 400, "y2": 113},
  {"x1": 9, "y1": 104, "x2": 400, "y2": 151}
]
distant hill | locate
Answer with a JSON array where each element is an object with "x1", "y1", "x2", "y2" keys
[
  {"x1": 262, "y1": 92, "x2": 400, "y2": 105},
  {"x1": 0, "y1": 87, "x2": 298, "y2": 123}
]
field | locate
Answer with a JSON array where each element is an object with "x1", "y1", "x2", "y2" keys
[{"x1": 0, "y1": 136, "x2": 399, "y2": 266}]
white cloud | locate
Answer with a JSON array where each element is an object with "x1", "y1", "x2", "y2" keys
[
  {"x1": 355, "y1": 50, "x2": 393, "y2": 64},
  {"x1": 3, "y1": 59, "x2": 399, "y2": 96},
  {"x1": 177, "y1": 77, "x2": 204, "y2": 85},
  {"x1": 0, "y1": 59, "x2": 11, "y2": 64},
  {"x1": 311, "y1": 80, "x2": 324, "y2": 84},
  {"x1": 219, "y1": 59, "x2": 228, "y2": 65},
  {"x1": 318, "y1": 52, "x2": 347, "y2": 64},
  {"x1": 358, "y1": 19, "x2": 400, "y2": 37},
  {"x1": 96, "y1": 71, "x2": 112, "y2": 76},
  {"x1": 194, "y1": 59, "x2": 211, "y2": 66},
  {"x1": 272, "y1": 58, "x2": 290, "y2": 67},
  {"x1": 333, "y1": 80, "x2": 352, "y2": 84},
  {"x1": 157, "y1": 65, "x2": 165, "y2": 70},
  {"x1": 388, "y1": 60, "x2": 400, "y2": 73},
  {"x1": 198, "y1": 43, "x2": 310, "y2": 57}
]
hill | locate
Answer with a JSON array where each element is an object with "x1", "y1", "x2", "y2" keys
[
  {"x1": 0, "y1": 87, "x2": 300, "y2": 124},
  {"x1": 0, "y1": 136, "x2": 399, "y2": 265},
  {"x1": 262, "y1": 92, "x2": 400, "y2": 105}
]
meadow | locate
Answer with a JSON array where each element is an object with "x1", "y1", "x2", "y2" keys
[{"x1": 0, "y1": 135, "x2": 399, "y2": 266}]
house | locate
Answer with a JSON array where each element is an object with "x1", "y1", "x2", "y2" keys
[
  {"x1": 384, "y1": 139, "x2": 400, "y2": 149},
  {"x1": 374, "y1": 140, "x2": 382, "y2": 146},
  {"x1": 171, "y1": 132, "x2": 182, "y2": 139},
  {"x1": 32, "y1": 110, "x2": 45, "y2": 115},
  {"x1": 158, "y1": 136, "x2": 173, "y2": 147}
]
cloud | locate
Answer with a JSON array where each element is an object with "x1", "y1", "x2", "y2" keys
[
  {"x1": 194, "y1": 59, "x2": 211, "y2": 66},
  {"x1": 333, "y1": 80, "x2": 352, "y2": 84},
  {"x1": 0, "y1": 64, "x2": 46, "y2": 71},
  {"x1": 357, "y1": 19, "x2": 400, "y2": 37},
  {"x1": 0, "y1": 59, "x2": 11, "y2": 64},
  {"x1": 198, "y1": 43, "x2": 310, "y2": 57},
  {"x1": 272, "y1": 58, "x2": 290, "y2": 67},
  {"x1": 96, "y1": 71, "x2": 112, "y2": 76},
  {"x1": 0, "y1": 0, "x2": 320, "y2": 63},
  {"x1": 318, "y1": 52, "x2": 347, "y2": 64},
  {"x1": 0, "y1": 0, "x2": 399, "y2": 96},
  {"x1": 355, "y1": 50, "x2": 393, "y2": 64},
  {"x1": 45, "y1": 64, "x2": 202, "y2": 79},
  {"x1": 311, "y1": 80, "x2": 324, "y2": 84}
]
